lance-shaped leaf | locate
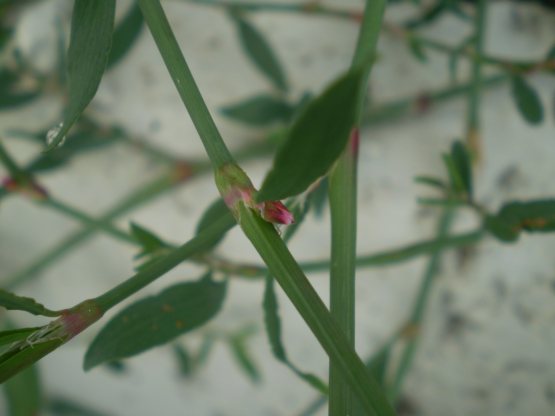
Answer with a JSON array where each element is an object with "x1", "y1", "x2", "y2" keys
[
  {"x1": 257, "y1": 69, "x2": 363, "y2": 202},
  {"x1": 485, "y1": 199, "x2": 555, "y2": 242},
  {"x1": 84, "y1": 275, "x2": 227, "y2": 370},
  {"x1": 46, "y1": 0, "x2": 116, "y2": 150},
  {"x1": 263, "y1": 275, "x2": 328, "y2": 394},
  {"x1": 510, "y1": 75, "x2": 544, "y2": 125},
  {"x1": 107, "y1": 2, "x2": 144, "y2": 68},
  {"x1": 0, "y1": 300, "x2": 103, "y2": 383},
  {"x1": 220, "y1": 94, "x2": 294, "y2": 126},
  {"x1": 0, "y1": 289, "x2": 60, "y2": 317},
  {"x1": 231, "y1": 12, "x2": 287, "y2": 91}
]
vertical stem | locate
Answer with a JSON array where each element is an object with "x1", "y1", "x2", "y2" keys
[
  {"x1": 138, "y1": 0, "x2": 234, "y2": 169},
  {"x1": 465, "y1": 0, "x2": 487, "y2": 160},
  {"x1": 389, "y1": 209, "x2": 454, "y2": 401},
  {"x1": 328, "y1": 1, "x2": 387, "y2": 415}
]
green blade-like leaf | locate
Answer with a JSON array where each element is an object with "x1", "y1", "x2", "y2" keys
[
  {"x1": 0, "y1": 289, "x2": 59, "y2": 317},
  {"x1": 173, "y1": 344, "x2": 193, "y2": 377},
  {"x1": 107, "y1": 2, "x2": 144, "y2": 68},
  {"x1": 130, "y1": 222, "x2": 169, "y2": 257},
  {"x1": 220, "y1": 94, "x2": 294, "y2": 126},
  {"x1": 231, "y1": 12, "x2": 287, "y2": 91},
  {"x1": 46, "y1": 0, "x2": 116, "y2": 150},
  {"x1": 0, "y1": 338, "x2": 63, "y2": 384},
  {"x1": 3, "y1": 364, "x2": 42, "y2": 416},
  {"x1": 510, "y1": 75, "x2": 544, "y2": 125},
  {"x1": 485, "y1": 199, "x2": 555, "y2": 242},
  {"x1": 84, "y1": 276, "x2": 227, "y2": 370},
  {"x1": 228, "y1": 329, "x2": 261, "y2": 383},
  {"x1": 408, "y1": 37, "x2": 427, "y2": 63},
  {"x1": 263, "y1": 275, "x2": 328, "y2": 395},
  {"x1": 195, "y1": 198, "x2": 234, "y2": 251},
  {"x1": 450, "y1": 141, "x2": 473, "y2": 198},
  {"x1": 257, "y1": 69, "x2": 363, "y2": 202}
]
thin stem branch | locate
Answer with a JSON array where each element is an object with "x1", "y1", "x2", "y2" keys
[
  {"x1": 389, "y1": 209, "x2": 455, "y2": 401},
  {"x1": 328, "y1": 1, "x2": 386, "y2": 414},
  {"x1": 139, "y1": 0, "x2": 234, "y2": 169}
]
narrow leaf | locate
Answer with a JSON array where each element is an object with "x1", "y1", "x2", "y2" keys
[
  {"x1": 107, "y1": 2, "x2": 144, "y2": 68},
  {"x1": 510, "y1": 75, "x2": 544, "y2": 125},
  {"x1": 84, "y1": 276, "x2": 227, "y2": 370},
  {"x1": 46, "y1": 0, "x2": 116, "y2": 149},
  {"x1": 485, "y1": 199, "x2": 555, "y2": 242},
  {"x1": 257, "y1": 69, "x2": 363, "y2": 201},
  {"x1": 130, "y1": 222, "x2": 169, "y2": 257},
  {"x1": 408, "y1": 37, "x2": 427, "y2": 63},
  {"x1": 0, "y1": 289, "x2": 59, "y2": 317},
  {"x1": 173, "y1": 344, "x2": 193, "y2": 377},
  {"x1": 3, "y1": 365, "x2": 42, "y2": 416},
  {"x1": 263, "y1": 275, "x2": 328, "y2": 395},
  {"x1": 231, "y1": 12, "x2": 287, "y2": 91},
  {"x1": 228, "y1": 332, "x2": 261, "y2": 383},
  {"x1": 220, "y1": 94, "x2": 294, "y2": 126},
  {"x1": 450, "y1": 141, "x2": 473, "y2": 198}
]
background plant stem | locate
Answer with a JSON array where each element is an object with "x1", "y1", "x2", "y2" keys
[{"x1": 328, "y1": 0, "x2": 386, "y2": 413}]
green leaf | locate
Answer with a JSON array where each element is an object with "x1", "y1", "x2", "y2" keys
[
  {"x1": 231, "y1": 12, "x2": 287, "y2": 91},
  {"x1": 0, "y1": 337, "x2": 64, "y2": 384},
  {"x1": 257, "y1": 69, "x2": 363, "y2": 201},
  {"x1": 130, "y1": 222, "x2": 169, "y2": 258},
  {"x1": 414, "y1": 175, "x2": 448, "y2": 191},
  {"x1": 3, "y1": 364, "x2": 42, "y2": 416},
  {"x1": 545, "y1": 44, "x2": 555, "y2": 60},
  {"x1": 310, "y1": 178, "x2": 329, "y2": 219},
  {"x1": 408, "y1": 37, "x2": 427, "y2": 63},
  {"x1": 450, "y1": 141, "x2": 473, "y2": 198},
  {"x1": 510, "y1": 75, "x2": 544, "y2": 125},
  {"x1": 173, "y1": 344, "x2": 193, "y2": 377},
  {"x1": 220, "y1": 94, "x2": 294, "y2": 126},
  {"x1": 84, "y1": 275, "x2": 227, "y2": 370},
  {"x1": 228, "y1": 326, "x2": 261, "y2": 383},
  {"x1": 263, "y1": 275, "x2": 328, "y2": 395},
  {"x1": 485, "y1": 199, "x2": 555, "y2": 242},
  {"x1": 195, "y1": 198, "x2": 234, "y2": 251},
  {"x1": 0, "y1": 289, "x2": 59, "y2": 317},
  {"x1": 46, "y1": 0, "x2": 116, "y2": 150},
  {"x1": 107, "y1": 2, "x2": 144, "y2": 68}
]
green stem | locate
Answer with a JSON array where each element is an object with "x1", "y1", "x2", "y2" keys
[
  {"x1": 328, "y1": 1, "x2": 386, "y2": 414},
  {"x1": 41, "y1": 197, "x2": 134, "y2": 244},
  {"x1": 94, "y1": 214, "x2": 236, "y2": 311},
  {"x1": 138, "y1": 0, "x2": 233, "y2": 169},
  {"x1": 238, "y1": 204, "x2": 395, "y2": 416},
  {"x1": 465, "y1": 0, "x2": 487, "y2": 158},
  {"x1": 3, "y1": 171, "x2": 181, "y2": 290},
  {"x1": 389, "y1": 209, "x2": 455, "y2": 401}
]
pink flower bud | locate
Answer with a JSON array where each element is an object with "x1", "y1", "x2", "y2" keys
[{"x1": 260, "y1": 200, "x2": 295, "y2": 225}]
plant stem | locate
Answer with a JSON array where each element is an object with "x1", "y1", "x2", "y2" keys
[
  {"x1": 94, "y1": 213, "x2": 236, "y2": 311},
  {"x1": 389, "y1": 208, "x2": 455, "y2": 401},
  {"x1": 140, "y1": 1, "x2": 394, "y2": 412},
  {"x1": 465, "y1": 0, "x2": 487, "y2": 159},
  {"x1": 41, "y1": 197, "x2": 134, "y2": 244},
  {"x1": 3, "y1": 171, "x2": 182, "y2": 290},
  {"x1": 328, "y1": 0, "x2": 386, "y2": 413},
  {"x1": 138, "y1": 0, "x2": 233, "y2": 169},
  {"x1": 238, "y1": 204, "x2": 395, "y2": 416}
]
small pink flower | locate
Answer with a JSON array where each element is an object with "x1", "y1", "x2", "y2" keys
[{"x1": 260, "y1": 200, "x2": 295, "y2": 225}]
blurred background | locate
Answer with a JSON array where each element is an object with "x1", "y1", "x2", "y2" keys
[{"x1": 0, "y1": 0, "x2": 554, "y2": 415}]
